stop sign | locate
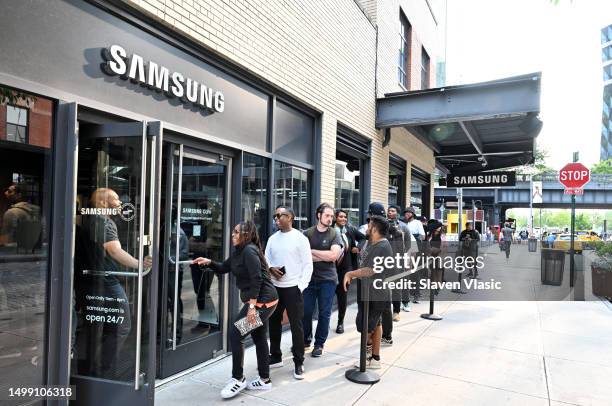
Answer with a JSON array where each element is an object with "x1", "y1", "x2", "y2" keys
[{"x1": 559, "y1": 163, "x2": 590, "y2": 189}]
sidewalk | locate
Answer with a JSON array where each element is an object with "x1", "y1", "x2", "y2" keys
[{"x1": 156, "y1": 245, "x2": 612, "y2": 406}]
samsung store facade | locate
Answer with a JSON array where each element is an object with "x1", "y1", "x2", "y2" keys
[{"x1": 0, "y1": 1, "x2": 321, "y2": 405}]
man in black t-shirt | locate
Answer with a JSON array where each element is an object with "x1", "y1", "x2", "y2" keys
[
  {"x1": 343, "y1": 215, "x2": 393, "y2": 370},
  {"x1": 302, "y1": 203, "x2": 343, "y2": 357}
]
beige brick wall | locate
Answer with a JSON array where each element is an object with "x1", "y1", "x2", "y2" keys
[
  {"x1": 123, "y1": 0, "x2": 442, "y2": 212},
  {"x1": 124, "y1": 0, "x2": 379, "y2": 206}
]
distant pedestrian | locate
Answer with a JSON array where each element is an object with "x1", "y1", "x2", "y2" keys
[{"x1": 501, "y1": 223, "x2": 514, "y2": 260}]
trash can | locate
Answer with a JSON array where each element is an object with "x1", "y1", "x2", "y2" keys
[
  {"x1": 528, "y1": 238, "x2": 537, "y2": 252},
  {"x1": 541, "y1": 248, "x2": 565, "y2": 285}
]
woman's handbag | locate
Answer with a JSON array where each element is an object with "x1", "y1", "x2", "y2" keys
[{"x1": 233, "y1": 311, "x2": 263, "y2": 336}]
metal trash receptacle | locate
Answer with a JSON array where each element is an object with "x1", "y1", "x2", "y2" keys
[
  {"x1": 528, "y1": 238, "x2": 537, "y2": 252},
  {"x1": 541, "y1": 248, "x2": 565, "y2": 285}
]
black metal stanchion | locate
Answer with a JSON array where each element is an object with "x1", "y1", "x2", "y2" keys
[
  {"x1": 420, "y1": 266, "x2": 443, "y2": 321},
  {"x1": 346, "y1": 278, "x2": 380, "y2": 384},
  {"x1": 452, "y1": 245, "x2": 467, "y2": 294}
]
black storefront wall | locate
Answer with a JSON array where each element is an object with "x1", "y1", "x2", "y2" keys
[
  {"x1": 0, "y1": 0, "x2": 320, "y2": 403},
  {"x1": 0, "y1": 0, "x2": 269, "y2": 151}
]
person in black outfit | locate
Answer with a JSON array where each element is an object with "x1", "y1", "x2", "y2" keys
[
  {"x1": 459, "y1": 222, "x2": 480, "y2": 278},
  {"x1": 333, "y1": 209, "x2": 365, "y2": 334},
  {"x1": 425, "y1": 221, "x2": 445, "y2": 294},
  {"x1": 193, "y1": 220, "x2": 278, "y2": 399}
]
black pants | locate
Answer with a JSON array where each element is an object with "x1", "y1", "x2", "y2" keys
[
  {"x1": 381, "y1": 302, "x2": 393, "y2": 340},
  {"x1": 269, "y1": 286, "x2": 305, "y2": 366},
  {"x1": 230, "y1": 303, "x2": 276, "y2": 380},
  {"x1": 335, "y1": 270, "x2": 348, "y2": 325}
]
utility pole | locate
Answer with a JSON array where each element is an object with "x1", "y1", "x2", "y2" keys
[{"x1": 569, "y1": 152, "x2": 578, "y2": 288}]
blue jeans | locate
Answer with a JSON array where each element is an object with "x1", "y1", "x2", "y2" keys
[{"x1": 302, "y1": 280, "x2": 336, "y2": 348}]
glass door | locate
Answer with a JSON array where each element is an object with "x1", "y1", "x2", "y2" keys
[
  {"x1": 157, "y1": 143, "x2": 229, "y2": 378},
  {"x1": 71, "y1": 119, "x2": 161, "y2": 406}
]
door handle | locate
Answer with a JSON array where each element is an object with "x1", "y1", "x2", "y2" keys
[
  {"x1": 82, "y1": 268, "x2": 152, "y2": 277},
  {"x1": 172, "y1": 144, "x2": 184, "y2": 351}
]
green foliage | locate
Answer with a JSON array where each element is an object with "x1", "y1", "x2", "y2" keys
[
  {"x1": 0, "y1": 86, "x2": 36, "y2": 106},
  {"x1": 591, "y1": 159, "x2": 612, "y2": 175},
  {"x1": 592, "y1": 241, "x2": 612, "y2": 271}
]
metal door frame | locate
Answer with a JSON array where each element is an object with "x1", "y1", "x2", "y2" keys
[
  {"x1": 157, "y1": 141, "x2": 231, "y2": 379},
  {"x1": 69, "y1": 113, "x2": 162, "y2": 406}
]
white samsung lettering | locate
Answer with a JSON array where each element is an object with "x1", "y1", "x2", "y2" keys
[
  {"x1": 501, "y1": 175, "x2": 507, "y2": 182},
  {"x1": 102, "y1": 44, "x2": 225, "y2": 113},
  {"x1": 171, "y1": 72, "x2": 185, "y2": 98},
  {"x1": 128, "y1": 54, "x2": 146, "y2": 83},
  {"x1": 106, "y1": 44, "x2": 127, "y2": 75},
  {"x1": 147, "y1": 61, "x2": 169, "y2": 92}
]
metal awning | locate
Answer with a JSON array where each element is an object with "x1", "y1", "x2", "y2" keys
[{"x1": 376, "y1": 72, "x2": 542, "y2": 173}]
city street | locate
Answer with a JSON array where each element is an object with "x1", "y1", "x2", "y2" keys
[{"x1": 156, "y1": 244, "x2": 612, "y2": 406}]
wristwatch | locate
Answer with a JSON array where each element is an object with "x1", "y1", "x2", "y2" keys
[{"x1": 248, "y1": 303, "x2": 256, "y2": 310}]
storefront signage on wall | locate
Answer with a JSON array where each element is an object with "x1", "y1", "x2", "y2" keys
[
  {"x1": 101, "y1": 44, "x2": 225, "y2": 113},
  {"x1": 447, "y1": 171, "x2": 516, "y2": 188}
]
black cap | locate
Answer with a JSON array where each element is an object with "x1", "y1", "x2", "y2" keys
[
  {"x1": 426, "y1": 220, "x2": 443, "y2": 233},
  {"x1": 419, "y1": 215, "x2": 428, "y2": 222},
  {"x1": 367, "y1": 202, "x2": 386, "y2": 217}
]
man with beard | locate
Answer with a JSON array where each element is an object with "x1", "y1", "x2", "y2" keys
[{"x1": 302, "y1": 203, "x2": 343, "y2": 357}]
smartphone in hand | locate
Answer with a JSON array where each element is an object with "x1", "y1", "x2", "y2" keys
[{"x1": 279, "y1": 266, "x2": 286, "y2": 275}]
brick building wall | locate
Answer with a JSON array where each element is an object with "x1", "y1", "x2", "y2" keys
[
  {"x1": 122, "y1": 0, "x2": 444, "y2": 210},
  {"x1": 123, "y1": 0, "x2": 379, "y2": 204}
]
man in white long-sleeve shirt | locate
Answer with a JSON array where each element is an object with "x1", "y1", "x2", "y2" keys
[{"x1": 265, "y1": 205, "x2": 313, "y2": 380}]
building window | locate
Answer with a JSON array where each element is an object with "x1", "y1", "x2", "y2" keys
[
  {"x1": 398, "y1": 12, "x2": 411, "y2": 89},
  {"x1": 388, "y1": 154, "x2": 406, "y2": 208},
  {"x1": 6, "y1": 105, "x2": 28, "y2": 143},
  {"x1": 242, "y1": 153, "x2": 269, "y2": 240},
  {"x1": 335, "y1": 150, "x2": 362, "y2": 227},
  {"x1": 274, "y1": 161, "x2": 310, "y2": 231},
  {"x1": 421, "y1": 48, "x2": 430, "y2": 90}
]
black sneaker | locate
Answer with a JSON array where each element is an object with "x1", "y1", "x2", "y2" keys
[
  {"x1": 311, "y1": 346, "x2": 323, "y2": 357},
  {"x1": 293, "y1": 364, "x2": 304, "y2": 380},
  {"x1": 381, "y1": 337, "x2": 393, "y2": 346},
  {"x1": 336, "y1": 323, "x2": 344, "y2": 334}
]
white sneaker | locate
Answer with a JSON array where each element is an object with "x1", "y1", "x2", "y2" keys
[
  {"x1": 247, "y1": 376, "x2": 272, "y2": 392},
  {"x1": 367, "y1": 357, "x2": 382, "y2": 369},
  {"x1": 221, "y1": 377, "x2": 246, "y2": 399},
  {"x1": 402, "y1": 302, "x2": 411, "y2": 312},
  {"x1": 269, "y1": 360, "x2": 284, "y2": 369}
]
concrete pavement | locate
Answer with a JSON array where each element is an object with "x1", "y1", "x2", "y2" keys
[{"x1": 156, "y1": 244, "x2": 612, "y2": 406}]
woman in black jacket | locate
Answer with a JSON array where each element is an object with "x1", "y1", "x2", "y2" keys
[{"x1": 193, "y1": 220, "x2": 278, "y2": 399}]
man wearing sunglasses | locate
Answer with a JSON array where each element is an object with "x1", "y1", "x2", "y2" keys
[{"x1": 265, "y1": 206, "x2": 313, "y2": 379}]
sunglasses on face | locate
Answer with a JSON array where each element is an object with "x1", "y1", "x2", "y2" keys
[{"x1": 273, "y1": 213, "x2": 289, "y2": 220}]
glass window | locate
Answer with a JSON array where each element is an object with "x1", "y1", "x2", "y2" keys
[
  {"x1": 410, "y1": 180, "x2": 423, "y2": 216},
  {"x1": 388, "y1": 163, "x2": 405, "y2": 208},
  {"x1": 274, "y1": 161, "x2": 310, "y2": 231},
  {"x1": 0, "y1": 87, "x2": 53, "y2": 399},
  {"x1": 242, "y1": 154, "x2": 269, "y2": 240},
  {"x1": 398, "y1": 12, "x2": 411, "y2": 88},
  {"x1": 421, "y1": 48, "x2": 430, "y2": 90},
  {"x1": 335, "y1": 149, "x2": 362, "y2": 227},
  {"x1": 6, "y1": 105, "x2": 28, "y2": 143}
]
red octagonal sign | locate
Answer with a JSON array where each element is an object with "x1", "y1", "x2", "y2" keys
[{"x1": 559, "y1": 163, "x2": 590, "y2": 189}]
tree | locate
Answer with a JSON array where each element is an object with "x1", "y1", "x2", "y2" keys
[
  {"x1": 516, "y1": 144, "x2": 556, "y2": 175},
  {"x1": 591, "y1": 159, "x2": 612, "y2": 175}
]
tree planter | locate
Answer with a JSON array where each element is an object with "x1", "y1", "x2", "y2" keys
[{"x1": 591, "y1": 265, "x2": 612, "y2": 298}]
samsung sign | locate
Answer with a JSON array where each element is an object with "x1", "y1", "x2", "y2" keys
[
  {"x1": 447, "y1": 171, "x2": 516, "y2": 188},
  {"x1": 101, "y1": 44, "x2": 225, "y2": 113}
]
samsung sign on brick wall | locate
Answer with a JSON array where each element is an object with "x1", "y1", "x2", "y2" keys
[
  {"x1": 101, "y1": 44, "x2": 225, "y2": 113},
  {"x1": 446, "y1": 171, "x2": 516, "y2": 188}
]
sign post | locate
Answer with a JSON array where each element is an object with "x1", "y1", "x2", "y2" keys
[{"x1": 558, "y1": 159, "x2": 590, "y2": 288}]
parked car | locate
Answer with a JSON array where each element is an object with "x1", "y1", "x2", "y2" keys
[{"x1": 553, "y1": 233, "x2": 583, "y2": 253}]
